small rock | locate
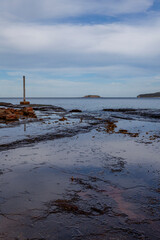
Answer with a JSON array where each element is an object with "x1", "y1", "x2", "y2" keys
[
  {"x1": 59, "y1": 117, "x2": 67, "y2": 121},
  {"x1": 69, "y1": 109, "x2": 82, "y2": 113}
]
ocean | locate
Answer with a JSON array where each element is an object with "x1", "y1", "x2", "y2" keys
[{"x1": 0, "y1": 97, "x2": 160, "y2": 111}]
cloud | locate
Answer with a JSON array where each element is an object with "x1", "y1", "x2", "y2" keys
[
  {"x1": 0, "y1": 0, "x2": 159, "y2": 71},
  {"x1": 0, "y1": 0, "x2": 154, "y2": 21},
  {"x1": 0, "y1": 19, "x2": 160, "y2": 70},
  {"x1": 0, "y1": 0, "x2": 160, "y2": 97}
]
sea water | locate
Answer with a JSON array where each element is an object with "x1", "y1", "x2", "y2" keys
[{"x1": 0, "y1": 97, "x2": 160, "y2": 111}]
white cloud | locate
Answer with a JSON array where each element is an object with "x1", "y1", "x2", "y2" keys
[
  {"x1": 0, "y1": 20, "x2": 160, "y2": 59},
  {"x1": 0, "y1": 0, "x2": 154, "y2": 21}
]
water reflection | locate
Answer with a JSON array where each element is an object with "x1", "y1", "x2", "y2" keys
[
  {"x1": 0, "y1": 130, "x2": 160, "y2": 239},
  {"x1": 24, "y1": 123, "x2": 26, "y2": 132}
]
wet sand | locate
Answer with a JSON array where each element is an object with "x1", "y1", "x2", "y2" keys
[{"x1": 0, "y1": 104, "x2": 160, "y2": 239}]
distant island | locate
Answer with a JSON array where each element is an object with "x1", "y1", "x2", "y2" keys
[
  {"x1": 137, "y1": 92, "x2": 160, "y2": 98},
  {"x1": 83, "y1": 95, "x2": 101, "y2": 98}
]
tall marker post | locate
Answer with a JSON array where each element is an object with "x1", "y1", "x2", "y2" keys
[
  {"x1": 23, "y1": 76, "x2": 26, "y2": 102},
  {"x1": 20, "y1": 76, "x2": 30, "y2": 105}
]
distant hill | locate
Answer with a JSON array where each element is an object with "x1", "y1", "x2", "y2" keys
[
  {"x1": 83, "y1": 95, "x2": 101, "y2": 98},
  {"x1": 137, "y1": 92, "x2": 160, "y2": 98}
]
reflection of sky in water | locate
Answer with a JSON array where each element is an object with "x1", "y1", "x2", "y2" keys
[
  {"x1": 1, "y1": 129, "x2": 160, "y2": 196},
  {"x1": 0, "y1": 112, "x2": 88, "y2": 145},
  {"x1": 0, "y1": 107, "x2": 160, "y2": 147},
  {"x1": 0, "y1": 129, "x2": 160, "y2": 239}
]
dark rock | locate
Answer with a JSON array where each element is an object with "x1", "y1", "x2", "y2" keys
[
  {"x1": 117, "y1": 129, "x2": 139, "y2": 137},
  {"x1": 59, "y1": 117, "x2": 67, "y2": 121},
  {"x1": 29, "y1": 104, "x2": 66, "y2": 112},
  {"x1": 0, "y1": 102, "x2": 14, "y2": 107},
  {"x1": 103, "y1": 108, "x2": 160, "y2": 119},
  {"x1": 103, "y1": 108, "x2": 136, "y2": 112},
  {"x1": 84, "y1": 95, "x2": 100, "y2": 98},
  {"x1": 137, "y1": 92, "x2": 160, "y2": 98},
  {"x1": 69, "y1": 109, "x2": 82, "y2": 113}
]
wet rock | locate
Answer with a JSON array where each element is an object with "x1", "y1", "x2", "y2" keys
[
  {"x1": 30, "y1": 104, "x2": 66, "y2": 112},
  {"x1": 0, "y1": 109, "x2": 6, "y2": 119},
  {"x1": 149, "y1": 135, "x2": 160, "y2": 141},
  {"x1": 55, "y1": 199, "x2": 79, "y2": 212},
  {"x1": 0, "y1": 107, "x2": 37, "y2": 122},
  {"x1": 103, "y1": 108, "x2": 136, "y2": 112},
  {"x1": 23, "y1": 107, "x2": 37, "y2": 118},
  {"x1": 5, "y1": 113, "x2": 19, "y2": 121},
  {"x1": 59, "y1": 117, "x2": 67, "y2": 121},
  {"x1": 118, "y1": 129, "x2": 128, "y2": 134},
  {"x1": 39, "y1": 199, "x2": 90, "y2": 216},
  {"x1": 129, "y1": 133, "x2": 139, "y2": 137},
  {"x1": 117, "y1": 129, "x2": 139, "y2": 137},
  {"x1": 0, "y1": 102, "x2": 14, "y2": 107},
  {"x1": 103, "y1": 108, "x2": 160, "y2": 120},
  {"x1": 105, "y1": 120, "x2": 117, "y2": 133},
  {"x1": 0, "y1": 108, "x2": 19, "y2": 121},
  {"x1": 69, "y1": 109, "x2": 82, "y2": 113}
]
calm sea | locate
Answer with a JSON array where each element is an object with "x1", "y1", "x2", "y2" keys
[{"x1": 0, "y1": 97, "x2": 159, "y2": 111}]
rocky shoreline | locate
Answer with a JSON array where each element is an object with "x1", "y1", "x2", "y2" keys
[
  {"x1": 0, "y1": 102, "x2": 160, "y2": 149},
  {"x1": 0, "y1": 102, "x2": 159, "y2": 152}
]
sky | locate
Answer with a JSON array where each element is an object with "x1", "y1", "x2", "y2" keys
[{"x1": 0, "y1": 0, "x2": 160, "y2": 97}]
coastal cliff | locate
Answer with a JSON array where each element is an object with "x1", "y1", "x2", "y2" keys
[{"x1": 137, "y1": 92, "x2": 160, "y2": 98}]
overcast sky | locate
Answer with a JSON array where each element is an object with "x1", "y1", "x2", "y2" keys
[{"x1": 0, "y1": 0, "x2": 160, "y2": 97}]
